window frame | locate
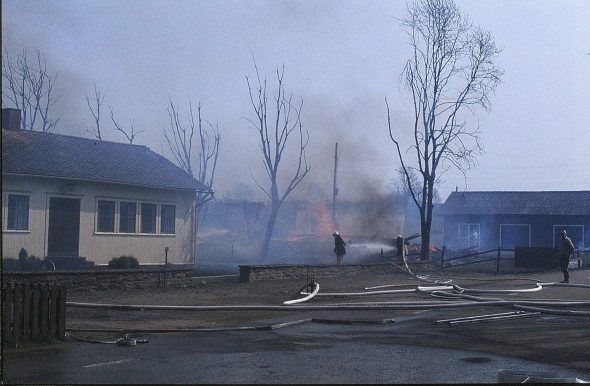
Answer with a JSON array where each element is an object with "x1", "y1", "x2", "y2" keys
[
  {"x1": 94, "y1": 198, "x2": 177, "y2": 236},
  {"x1": 6, "y1": 194, "x2": 30, "y2": 231},
  {"x1": 500, "y1": 224, "x2": 531, "y2": 249},
  {"x1": 140, "y1": 203, "x2": 157, "y2": 234},
  {"x1": 96, "y1": 200, "x2": 116, "y2": 233},
  {"x1": 553, "y1": 225, "x2": 584, "y2": 249},
  {"x1": 457, "y1": 223, "x2": 480, "y2": 249},
  {"x1": 160, "y1": 204, "x2": 176, "y2": 235},
  {"x1": 119, "y1": 201, "x2": 137, "y2": 233}
]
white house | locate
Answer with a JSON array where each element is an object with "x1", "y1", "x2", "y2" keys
[{"x1": 2, "y1": 108, "x2": 212, "y2": 267}]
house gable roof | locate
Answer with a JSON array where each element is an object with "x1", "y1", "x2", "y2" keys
[
  {"x1": 439, "y1": 191, "x2": 590, "y2": 216},
  {"x1": 2, "y1": 128, "x2": 211, "y2": 192}
]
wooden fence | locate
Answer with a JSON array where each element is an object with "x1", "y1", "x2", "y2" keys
[{"x1": 2, "y1": 282, "x2": 66, "y2": 342}]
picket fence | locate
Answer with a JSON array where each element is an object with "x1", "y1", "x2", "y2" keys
[{"x1": 2, "y1": 282, "x2": 66, "y2": 342}]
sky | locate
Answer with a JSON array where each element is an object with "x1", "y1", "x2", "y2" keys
[{"x1": 2, "y1": 0, "x2": 589, "y2": 203}]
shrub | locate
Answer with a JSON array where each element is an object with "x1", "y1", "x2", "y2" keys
[
  {"x1": 25, "y1": 255, "x2": 42, "y2": 271},
  {"x1": 2, "y1": 257, "x2": 21, "y2": 271},
  {"x1": 108, "y1": 255, "x2": 139, "y2": 269},
  {"x1": 5, "y1": 248, "x2": 43, "y2": 271}
]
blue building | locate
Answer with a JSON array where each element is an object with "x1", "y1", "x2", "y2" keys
[{"x1": 439, "y1": 191, "x2": 590, "y2": 251}]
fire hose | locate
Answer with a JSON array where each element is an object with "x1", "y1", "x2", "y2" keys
[
  {"x1": 65, "y1": 275, "x2": 590, "y2": 344},
  {"x1": 283, "y1": 282, "x2": 320, "y2": 304},
  {"x1": 65, "y1": 332, "x2": 148, "y2": 345},
  {"x1": 436, "y1": 311, "x2": 541, "y2": 325},
  {"x1": 430, "y1": 290, "x2": 590, "y2": 306},
  {"x1": 452, "y1": 283, "x2": 543, "y2": 294},
  {"x1": 299, "y1": 285, "x2": 456, "y2": 297}
]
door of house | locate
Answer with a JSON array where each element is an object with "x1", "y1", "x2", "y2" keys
[{"x1": 48, "y1": 197, "x2": 81, "y2": 257}]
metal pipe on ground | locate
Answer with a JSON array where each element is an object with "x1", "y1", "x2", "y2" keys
[
  {"x1": 66, "y1": 300, "x2": 511, "y2": 311},
  {"x1": 445, "y1": 312, "x2": 539, "y2": 325},
  {"x1": 436, "y1": 311, "x2": 528, "y2": 324},
  {"x1": 65, "y1": 317, "x2": 395, "y2": 336}
]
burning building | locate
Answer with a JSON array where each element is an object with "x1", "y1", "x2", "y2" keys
[{"x1": 196, "y1": 196, "x2": 410, "y2": 270}]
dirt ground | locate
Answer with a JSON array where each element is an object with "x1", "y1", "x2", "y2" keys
[{"x1": 60, "y1": 267, "x2": 590, "y2": 375}]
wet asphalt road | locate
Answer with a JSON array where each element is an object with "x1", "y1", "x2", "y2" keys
[{"x1": 4, "y1": 310, "x2": 590, "y2": 384}]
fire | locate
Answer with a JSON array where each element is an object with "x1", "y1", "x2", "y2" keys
[{"x1": 309, "y1": 202, "x2": 335, "y2": 236}]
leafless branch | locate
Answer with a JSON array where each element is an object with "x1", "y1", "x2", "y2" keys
[
  {"x1": 163, "y1": 99, "x2": 220, "y2": 206},
  {"x1": 86, "y1": 80, "x2": 104, "y2": 140},
  {"x1": 109, "y1": 106, "x2": 145, "y2": 144},
  {"x1": 2, "y1": 47, "x2": 62, "y2": 132}
]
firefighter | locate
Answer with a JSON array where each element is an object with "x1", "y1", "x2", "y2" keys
[
  {"x1": 558, "y1": 230, "x2": 575, "y2": 283},
  {"x1": 333, "y1": 231, "x2": 346, "y2": 264}
]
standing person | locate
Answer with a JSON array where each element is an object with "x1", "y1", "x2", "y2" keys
[
  {"x1": 558, "y1": 229, "x2": 575, "y2": 283},
  {"x1": 333, "y1": 231, "x2": 346, "y2": 264}
]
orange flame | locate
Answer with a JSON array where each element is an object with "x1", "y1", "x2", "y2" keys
[{"x1": 309, "y1": 203, "x2": 335, "y2": 236}]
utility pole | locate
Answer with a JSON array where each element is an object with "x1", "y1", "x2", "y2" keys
[{"x1": 332, "y1": 143, "x2": 339, "y2": 228}]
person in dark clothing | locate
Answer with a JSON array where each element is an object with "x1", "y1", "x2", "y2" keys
[
  {"x1": 558, "y1": 229, "x2": 575, "y2": 283},
  {"x1": 333, "y1": 231, "x2": 346, "y2": 264}
]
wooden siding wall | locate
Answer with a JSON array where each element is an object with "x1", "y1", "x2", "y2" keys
[{"x1": 2, "y1": 175, "x2": 197, "y2": 265}]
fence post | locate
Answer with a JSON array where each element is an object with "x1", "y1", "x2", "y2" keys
[
  {"x1": 22, "y1": 283, "x2": 32, "y2": 340},
  {"x1": 497, "y1": 247, "x2": 501, "y2": 274},
  {"x1": 57, "y1": 283, "x2": 66, "y2": 339},
  {"x1": 3, "y1": 284, "x2": 14, "y2": 340},
  {"x1": 40, "y1": 284, "x2": 50, "y2": 336},
  {"x1": 441, "y1": 246, "x2": 446, "y2": 269},
  {"x1": 164, "y1": 247, "x2": 169, "y2": 288},
  {"x1": 13, "y1": 283, "x2": 22, "y2": 340},
  {"x1": 49, "y1": 284, "x2": 59, "y2": 337},
  {"x1": 31, "y1": 283, "x2": 41, "y2": 338}
]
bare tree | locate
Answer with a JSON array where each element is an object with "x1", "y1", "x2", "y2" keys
[
  {"x1": 109, "y1": 106, "x2": 145, "y2": 144},
  {"x1": 394, "y1": 166, "x2": 441, "y2": 206},
  {"x1": 245, "y1": 60, "x2": 311, "y2": 261},
  {"x1": 86, "y1": 80, "x2": 104, "y2": 140},
  {"x1": 164, "y1": 98, "x2": 220, "y2": 206},
  {"x1": 2, "y1": 47, "x2": 62, "y2": 132},
  {"x1": 387, "y1": 0, "x2": 503, "y2": 260}
]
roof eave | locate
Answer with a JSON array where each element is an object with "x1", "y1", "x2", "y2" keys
[{"x1": 2, "y1": 172, "x2": 212, "y2": 193}]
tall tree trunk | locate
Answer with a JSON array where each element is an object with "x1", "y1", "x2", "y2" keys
[
  {"x1": 420, "y1": 220, "x2": 432, "y2": 261},
  {"x1": 420, "y1": 179, "x2": 435, "y2": 260},
  {"x1": 261, "y1": 204, "x2": 280, "y2": 263}
]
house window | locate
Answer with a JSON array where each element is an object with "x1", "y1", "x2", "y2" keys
[
  {"x1": 161, "y1": 205, "x2": 176, "y2": 234},
  {"x1": 458, "y1": 223, "x2": 480, "y2": 249},
  {"x1": 553, "y1": 225, "x2": 584, "y2": 249},
  {"x1": 95, "y1": 199, "x2": 177, "y2": 235},
  {"x1": 7, "y1": 195, "x2": 29, "y2": 230},
  {"x1": 141, "y1": 203, "x2": 157, "y2": 234},
  {"x1": 500, "y1": 224, "x2": 531, "y2": 249},
  {"x1": 119, "y1": 202, "x2": 136, "y2": 233},
  {"x1": 97, "y1": 200, "x2": 115, "y2": 232}
]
